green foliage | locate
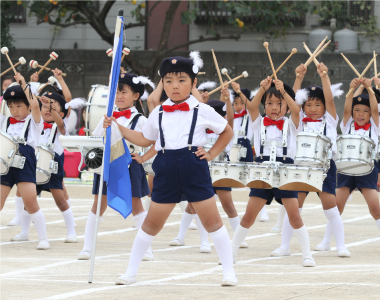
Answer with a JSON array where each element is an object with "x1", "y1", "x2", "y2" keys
[{"x1": 1, "y1": 1, "x2": 16, "y2": 50}]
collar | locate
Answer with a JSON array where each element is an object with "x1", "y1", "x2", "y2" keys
[{"x1": 163, "y1": 95, "x2": 199, "y2": 110}]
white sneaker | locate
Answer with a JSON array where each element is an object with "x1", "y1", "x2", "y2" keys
[
  {"x1": 270, "y1": 225, "x2": 282, "y2": 234},
  {"x1": 78, "y1": 250, "x2": 91, "y2": 260},
  {"x1": 314, "y1": 242, "x2": 330, "y2": 251},
  {"x1": 270, "y1": 247, "x2": 291, "y2": 257},
  {"x1": 142, "y1": 249, "x2": 154, "y2": 261},
  {"x1": 302, "y1": 256, "x2": 316, "y2": 267},
  {"x1": 115, "y1": 274, "x2": 136, "y2": 285},
  {"x1": 64, "y1": 236, "x2": 78, "y2": 243},
  {"x1": 189, "y1": 220, "x2": 197, "y2": 230},
  {"x1": 37, "y1": 240, "x2": 50, "y2": 250},
  {"x1": 7, "y1": 217, "x2": 21, "y2": 226},
  {"x1": 10, "y1": 234, "x2": 29, "y2": 241},
  {"x1": 240, "y1": 241, "x2": 249, "y2": 248},
  {"x1": 169, "y1": 237, "x2": 184, "y2": 246},
  {"x1": 337, "y1": 249, "x2": 351, "y2": 257},
  {"x1": 221, "y1": 273, "x2": 238, "y2": 286},
  {"x1": 199, "y1": 245, "x2": 211, "y2": 253},
  {"x1": 259, "y1": 213, "x2": 269, "y2": 222}
]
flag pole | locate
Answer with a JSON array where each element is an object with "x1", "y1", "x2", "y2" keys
[{"x1": 88, "y1": 9, "x2": 124, "y2": 284}]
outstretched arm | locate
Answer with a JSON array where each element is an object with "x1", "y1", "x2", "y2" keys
[
  {"x1": 15, "y1": 73, "x2": 41, "y2": 124},
  {"x1": 318, "y1": 63, "x2": 336, "y2": 119},
  {"x1": 293, "y1": 64, "x2": 307, "y2": 93},
  {"x1": 275, "y1": 79, "x2": 300, "y2": 127},
  {"x1": 248, "y1": 77, "x2": 272, "y2": 122},
  {"x1": 53, "y1": 69, "x2": 72, "y2": 102},
  {"x1": 362, "y1": 78, "x2": 378, "y2": 127},
  {"x1": 343, "y1": 78, "x2": 361, "y2": 125}
]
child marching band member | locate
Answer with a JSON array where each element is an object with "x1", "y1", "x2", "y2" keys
[
  {"x1": 106, "y1": 52, "x2": 237, "y2": 286},
  {"x1": 316, "y1": 78, "x2": 380, "y2": 249},
  {"x1": 77, "y1": 72, "x2": 154, "y2": 261},
  {"x1": 230, "y1": 82, "x2": 269, "y2": 222},
  {"x1": 231, "y1": 76, "x2": 316, "y2": 267},
  {"x1": 270, "y1": 63, "x2": 350, "y2": 258},
  {"x1": 0, "y1": 74, "x2": 49, "y2": 250},
  {"x1": 11, "y1": 92, "x2": 79, "y2": 243},
  {"x1": 197, "y1": 81, "x2": 217, "y2": 103}
]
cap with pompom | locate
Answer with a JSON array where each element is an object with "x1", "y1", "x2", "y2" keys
[
  {"x1": 159, "y1": 51, "x2": 203, "y2": 78},
  {"x1": 119, "y1": 72, "x2": 155, "y2": 99}
]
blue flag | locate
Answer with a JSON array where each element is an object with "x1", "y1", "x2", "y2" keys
[{"x1": 103, "y1": 16, "x2": 133, "y2": 218}]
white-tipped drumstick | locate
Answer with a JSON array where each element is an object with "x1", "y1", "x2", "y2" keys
[
  {"x1": 263, "y1": 42, "x2": 277, "y2": 80},
  {"x1": 1, "y1": 47, "x2": 17, "y2": 74},
  {"x1": 208, "y1": 71, "x2": 248, "y2": 96},
  {"x1": 37, "y1": 52, "x2": 58, "y2": 75},
  {"x1": 0, "y1": 56, "x2": 26, "y2": 77},
  {"x1": 270, "y1": 48, "x2": 297, "y2": 79}
]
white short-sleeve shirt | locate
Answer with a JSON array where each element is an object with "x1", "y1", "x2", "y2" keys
[
  {"x1": 251, "y1": 114, "x2": 300, "y2": 159},
  {"x1": 39, "y1": 124, "x2": 67, "y2": 156},
  {"x1": 300, "y1": 111, "x2": 339, "y2": 158},
  {"x1": 340, "y1": 116, "x2": 380, "y2": 151},
  {"x1": 143, "y1": 95, "x2": 228, "y2": 151},
  {"x1": 233, "y1": 111, "x2": 253, "y2": 140},
  {"x1": 1, "y1": 115, "x2": 43, "y2": 149}
]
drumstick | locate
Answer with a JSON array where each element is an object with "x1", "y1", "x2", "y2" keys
[
  {"x1": 221, "y1": 68, "x2": 232, "y2": 81},
  {"x1": 313, "y1": 40, "x2": 331, "y2": 59},
  {"x1": 263, "y1": 42, "x2": 277, "y2": 80},
  {"x1": 270, "y1": 48, "x2": 297, "y2": 79},
  {"x1": 340, "y1": 53, "x2": 361, "y2": 77},
  {"x1": 198, "y1": 72, "x2": 206, "y2": 75},
  {"x1": 296, "y1": 36, "x2": 328, "y2": 76},
  {"x1": 37, "y1": 52, "x2": 58, "y2": 75},
  {"x1": 121, "y1": 47, "x2": 130, "y2": 63},
  {"x1": 303, "y1": 44, "x2": 327, "y2": 74},
  {"x1": 106, "y1": 48, "x2": 113, "y2": 57},
  {"x1": 374, "y1": 51, "x2": 378, "y2": 89},
  {"x1": 29, "y1": 60, "x2": 67, "y2": 77},
  {"x1": 208, "y1": 72, "x2": 249, "y2": 96},
  {"x1": 1, "y1": 47, "x2": 17, "y2": 74},
  {"x1": 346, "y1": 55, "x2": 377, "y2": 97},
  {"x1": 0, "y1": 57, "x2": 26, "y2": 77},
  {"x1": 211, "y1": 49, "x2": 224, "y2": 89}
]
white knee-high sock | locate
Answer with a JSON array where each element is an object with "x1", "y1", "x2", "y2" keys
[
  {"x1": 194, "y1": 215, "x2": 209, "y2": 246},
  {"x1": 177, "y1": 212, "x2": 195, "y2": 240},
  {"x1": 375, "y1": 219, "x2": 380, "y2": 230},
  {"x1": 13, "y1": 196, "x2": 24, "y2": 222},
  {"x1": 294, "y1": 225, "x2": 312, "y2": 259},
  {"x1": 83, "y1": 211, "x2": 102, "y2": 252},
  {"x1": 276, "y1": 205, "x2": 287, "y2": 228},
  {"x1": 321, "y1": 220, "x2": 333, "y2": 245},
  {"x1": 231, "y1": 224, "x2": 249, "y2": 258},
  {"x1": 324, "y1": 206, "x2": 346, "y2": 250},
  {"x1": 133, "y1": 211, "x2": 153, "y2": 254},
  {"x1": 228, "y1": 216, "x2": 241, "y2": 232},
  {"x1": 209, "y1": 225, "x2": 235, "y2": 277},
  {"x1": 66, "y1": 198, "x2": 72, "y2": 207},
  {"x1": 144, "y1": 197, "x2": 151, "y2": 211},
  {"x1": 125, "y1": 228, "x2": 154, "y2": 277},
  {"x1": 62, "y1": 208, "x2": 76, "y2": 237},
  {"x1": 178, "y1": 201, "x2": 188, "y2": 213},
  {"x1": 20, "y1": 210, "x2": 32, "y2": 236},
  {"x1": 30, "y1": 210, "x2": 48, "y2": 242},
  {"x1": 280, "y1": 208, "x2": 302, "y2": 250}
]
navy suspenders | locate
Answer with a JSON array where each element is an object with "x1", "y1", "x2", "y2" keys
[{"x1": 158, "y1": 104, "x2": 199, "y2": 152}]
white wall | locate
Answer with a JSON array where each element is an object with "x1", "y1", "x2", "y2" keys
[{"x1": 9, "y1": 1, "x2": 145, "y2": 50}]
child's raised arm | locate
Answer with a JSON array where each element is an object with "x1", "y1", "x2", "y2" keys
[
  {"x1": 293, "y1": 64, "x2": 307, "y2": 93},
  {"x1": 318, "y1": 63, "x2": 336, "y2": 119},
  {"x1": 52, "y1": 68, "x2": 72, "y2": 102},
  {"x1": 343, "y1": 78, "x2": 361, "y2": 125},
  {"x1": 362, "y1": 78, "x2": 378, "y2": 127},
  {"x1": 40, "y1": 96, "x2": 66, "y2": 135},
  {"x1": 248, "y1": 77, "x2": 271, "y2": 121},
  {"x1": 220, "y1": 84, "x2": 233, "y2": 129},
  {"x1": 275, "y1": 79, "x2": 300, "y2": 127}
]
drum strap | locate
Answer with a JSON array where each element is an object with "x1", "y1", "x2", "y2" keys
[
  {"x1": 240, "y1": 114, "x2": 249, "y2": 138},
  {"x1": 47, "y1": 123, "x2": 58, "y2": 147},
  {"x1": 130, "y1": 114, "x2": 141, "y2": 131},
  {"x1": 158, "y1": 104, "x2": 199, "y2": 152},
  {"x1": 259, "y1": 117, "x2": 288, "y2": 160},
  {"x1": 303, "y1": 116, "x2": 327, "y2": 135},
  {"x1": 6, "y1": 115, "x2": 31, "y2": 143},
  {"x1": 350, "y1": 121, "x2": 371, "y2": 138}
]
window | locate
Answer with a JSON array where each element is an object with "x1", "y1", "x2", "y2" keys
[{"x1": 8, "y1": 3, "x2": 26, "y2": 24}]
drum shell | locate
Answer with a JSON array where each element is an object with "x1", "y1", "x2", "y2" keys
[
  {"x1": 85, "y1": 85, "x2": 109, "y2": 136},
  {"x1": 245, "y1": 162, "x2": 277, "y2": 189},
  {"x1": 294, "y1": 132, "x2": 332, "y2": 166},
  {"x1": 335, "y1": 135, "x2": 375, "y2": 176},
  {"x1": 209, "y1": 162, "x2": 246, "y2": 188},
  {"x1": 0, "y1": 131, "x2": 18, "y2": 175},
  {"x1": 229, "y1": 144, "x2": 246, "y2": 162},
  {"x1": 35, "y1": 145, "x2": 55, "y2": 184},
  {"x1": 278, "y1": 165, "x2": 325, "y2": 192}
]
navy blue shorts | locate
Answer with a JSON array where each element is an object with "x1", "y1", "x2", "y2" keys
[
  {"x1": 337, "y1": 161, "x2": 378, "y2": 193},
  {"x1": 1, "y1": 144, "x2": 36, "y2": 188},
  {"x1": 151, "y1": 147, "x2": 215, "y2": 204},
  {"x1": 214, "y1": 187, "x2": 232, "y2": 192},
  {"x1": 37, "y1": 152, "x2": 64, "y2": 194},
  {"x1": 249, "y1": 156, "x2": 298, "y2": 205},
  {"x1": 92, "y1": 160, "x2": 150, "y2": 198}
]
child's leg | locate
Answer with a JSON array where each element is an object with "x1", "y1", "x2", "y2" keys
[
  {"x1": 50, "y1": 189, "x2": 77, "y2": 241},
  {"x1": 232, "y1": 197, "x2": 267, "y2": 259},
  {"x1": 361, "y1": 188, "x2": 380, "y2": 231},
  {"x1": 17, "y1": 182, "x2": 49, "y2": 249},
  {"x1": 144, "y1": 174, "x2": 154, "y2": 210},
  {"x1": 0, "y1": 185, "x2": 12, "y2": 211},
  {"x1": 282, "y1": 197, "x2": 315, "y2": 267},
  {"x1": 116, "y1": 202, "x2": 176, "y2": 284},
  {"x1": 270, "y1": 203, "x2": 287, "y2": 233},
  {"x1": 170, "y1": 203, "x2": 196, "y2": 246},
  {"x1": 7, "y1": 189, "x2": 23, "y2": 226},
  {"x1": 192, "y1": 197, "x2": 236, "y2": 282},
  {"x1": 190, "y1": 202, "x2": 211, "y2": 253},
  {"x1": 259, "y1": 205, "x2": 269, "y2": 222}
]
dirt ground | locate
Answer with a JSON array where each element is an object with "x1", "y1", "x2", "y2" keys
[{"x1": 1, "y1": 184, "x2": 380, "y2": 300}]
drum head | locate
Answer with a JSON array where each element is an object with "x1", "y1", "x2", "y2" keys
[
  {"x1": 86, "y1": 85, "x2": 109, "y2": 135},
  {"x1": 213, "y1": 178, "x2": 245, "y2": 188},
  {"x1": 246, "y1": 180, "x2": 272, "y2": 189},
  {"x1": 335, "y1": 160, "x2": 373, "y2": 176},
  {"x1": 279, "y1": 182, "x2": 321, "y2": 193},
  {"x1": 0, "y1": 163, "x2": 9, "y2": 175},
  {"x1": 36, "y1": 170, "x2": 50, "y2": 185}
]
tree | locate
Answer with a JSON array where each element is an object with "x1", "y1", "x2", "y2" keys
[
  {"x1": 1, "y1": 1, "x2": 15, "y2": 52},
  {"x1": 27, "y1": 0, "x2": 310, "y2": 80}
]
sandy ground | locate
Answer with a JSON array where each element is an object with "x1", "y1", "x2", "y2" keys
[{"x1": 1, "y1": 184, "x2": 380, "y2": 300}]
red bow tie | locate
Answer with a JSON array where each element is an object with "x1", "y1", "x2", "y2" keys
[
  {"x1": 43, "y1": 122, "x2": 53, "y2": 130},
  {"x1": 113, "y1": 109, "x2": 132, "y2": 119},
  {"x1": 206, "y1": 129, "x2": 214, "y2": 134},
  {"x1": 302, "y1": 117, "x2": 322, "y2": 123},
  {"x1": 9, "y1": 117, "x2": 25, "y2": 124},
  {"x1": 354, "y1": 122, "x2": 371, "y2": 131},
  {"x1": 162, "y1": 102, "x2": 190, "y2": 112},
  {"x1": 263, "y1": 117, "x2": 285, "y2": 130},
  {"x1": 234, "y1": 110, "x2": 247, "y2": 119}
]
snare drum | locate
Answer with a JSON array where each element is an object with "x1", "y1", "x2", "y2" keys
[
  {"x1": 294, "y1": 132, "x2": 332, "y2": 166},
  {"x1": 85, "y1": 85, "x2": 109, "y2": 136},
  {"x1": 142, "y1": 146, "x2": 156, "y2": 175},
  {"x1": 244, "y1": 162, "x2": 278, "y2": 189},
  {"x1": 0, "y1": 131, "x2": 18, "y2": 175},
  {"x1": 35, "y1": 146, "x2": 58, "y2": 184},
  {"x1": 335, "y1": 134, "x2": 376, "y2": 176},
  {"x1": 209, "y1": 162, "x2": 246, "y2": 188},
  {"x1": 203, "y1": 143, "x2": 226, "y2": 162},
  {"x1": 278, "y1": 165, "x2": 326, "y2": 193},
  {"x1": 229, "y1": 144, "x2": 247, "y2": 162}
]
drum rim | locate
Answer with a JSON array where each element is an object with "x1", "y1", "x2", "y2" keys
[
  {"x1": 36, "y1": 167, "x2": 51, "y2": 184},
  {"x1": 297, "y1": 131, "x2": 332, "y2": 144},
  {"x1": 36, "y1": 145, "x2": 55, "y2": 156},
  {"x1": 337, "y1": 134, "x2": 375, "y2": 145}
]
